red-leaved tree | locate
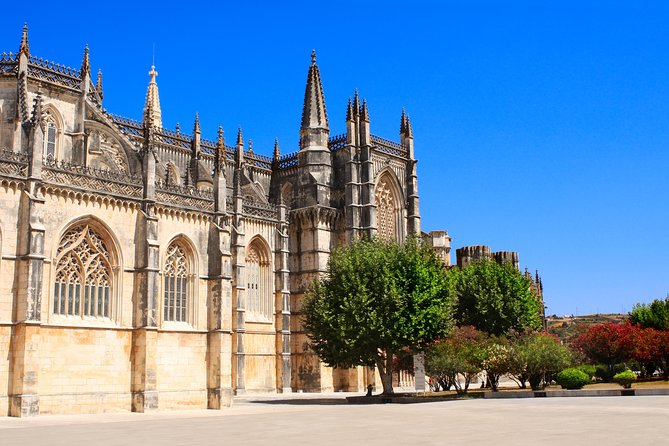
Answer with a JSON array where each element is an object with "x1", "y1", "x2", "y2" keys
[{"x1": 570, "y1": 322, "x2": 639, "y2": 376}]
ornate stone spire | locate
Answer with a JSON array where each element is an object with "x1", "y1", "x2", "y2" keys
[
  {"x1": 400, "y1": 107, "x2": 407, "y2": 134},
  {"x1": 300, "y1": 50, "x2": 328, "y2": 131},
  {"x1": 346, "y1": 98, "x2": 354, "y2": 122},
  {"x1": 247, "y1": 139, "x2": 254, "y2": 157},
  {"x1": 236, "y1": 127, "x2": 243, "y2": 147},
  {"x1": 361, "y1": 99, "x2": 370, "y2": 122},
  {"x1": 143, "y1": 65, "x2": 162, "y2": 129},
  {"x1": 215, "y1": 126, "x2": 225, "y2": 172},
  {"x1": 96, "y1": 69, "x2": 104, "y2": 99},
  {"x1": 235, "y1": 127, "x2": 244, "y2": 165},
  {"x1": 19, "y1": 23, "x2": 29, "y2": 57},
  {"x1": 352, "y1": 89, "x2": 360, "y2": 116},
  {"x1": 273, "y1": 137, "x2": 280, "y2": 160},
  {"x1": 31, "y1": 93, "x2": 43, "y2": 127},
  {"x1": 193, "y1": 112, "x2": 200, "y2": 134},
  {"x1": 80, "y1": 44, "x2": 90, "y2": 78},
  {"x1": 405, "y1": 114, "x2": 413, "y2": 139}
]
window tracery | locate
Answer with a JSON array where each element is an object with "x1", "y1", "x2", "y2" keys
[
  {"x1": 375, "y1": 174, "x2": 399, "y2": 242},
  {"x1": 246, "y1": 239, "x2": 272, "y2": 321},
  {"x1": 53, "y1": 223, "x2": 113, "y2": 318},
  {"x1": 164, "y1": 242, "x2": 189, "y2": 322},
  {"x1": 43, "y1": 111, "x2": 58, "y2": 159}
]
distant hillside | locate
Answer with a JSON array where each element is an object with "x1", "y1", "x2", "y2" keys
[{"x1": 546, "y1": 313, "x2": 627, "y2": 343}]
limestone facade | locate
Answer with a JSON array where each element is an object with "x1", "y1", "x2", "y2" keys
[{"x1": 0, "y1": 28, "x2": 452, "y2": 416}]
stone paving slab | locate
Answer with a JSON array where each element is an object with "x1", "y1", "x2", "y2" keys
[{"x1": 1, "y1": 395, "x2": 668, "y2": 445}]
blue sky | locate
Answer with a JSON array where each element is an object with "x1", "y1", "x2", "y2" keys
[{"x1": 4, "y1": 1, "x2": 668, "y2": 315}]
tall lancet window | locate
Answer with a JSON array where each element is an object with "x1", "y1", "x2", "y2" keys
[
  {"x1": 375, "y1": 173, "x2": 401, "y2": 242},
  {"x1": 43, "y1": 112, "x2": 58, "y2": 159},
  {"x1": 164, "y1": 242, "x2": 190, "y2": 323},
  {"x1": 53, "y1": 223, "x2": 114, "y2": 318},
  {"x1": 246, "y1": 238, "x2": 272, "y2": 321}
]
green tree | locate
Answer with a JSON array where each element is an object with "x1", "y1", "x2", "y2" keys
[
  {"x1": 481, "y1": 337, "x2": 515, "y2": 391},
  {"x1": 449, "y1": 259, "x2": 543, "y2": 336},
  {"x1": 629, "y1": 297, "x2": 669, "y2": 331},
  {"x1": 425, "y1": 326, "x2": 486, "y2": 394},
  {"x1": 303, "y1": 238, "x2": 454, "y2": 395},
  {"x1": 519, "y1": 333, "x2": 572, "y2": 390}
]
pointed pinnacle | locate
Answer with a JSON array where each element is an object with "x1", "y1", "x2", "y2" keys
[
  {"x1": 247, "y1": 139, "x2": 254, "y2": 155},
  {"x1": 361, "y1": 99, "x2": 369, "y2": 121},
  {"x1": 353, "y1": 89, "x2": 360, "y2": 116},
  {"x1": 80, "y1": 44, "x2": 90, "y2": 78},
  {"x1": 96, "y1": 69, "x2": 104, "y2": 98},
  {"x1": 236, "y1": 127, "x2": 244, "y2": 147},
  {"x1": 31, "y1": 93, "x2": 43, "y2": 126},
  {"x1": 346, "y1": 98, "x2": 354, "y2": 122},
  {"x1": 273, "y1": 137, "x2": 280, "y2": 159},
  {"x1": 400, "y1": 107, "x2": 407, "y2": 134},
  {"x1": 19, "y1": 23, "x2": 29, "y2": 56},
  {"x1": 405, "y1": 114, "x2": 413, "y2": 138},
  {"x1": 311, "y1": 49, "x2": 317, "y2": 65},
  {"x1": 193, "y1": 112, "x2": 200, "y2": 133},
  {"x1": 217, "y1": 126, "x2": 225, "y2": 145}
]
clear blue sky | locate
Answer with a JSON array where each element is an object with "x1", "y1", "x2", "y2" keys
[{"x1": 4, "y1": 1, "x2": 668, "y2": 316}]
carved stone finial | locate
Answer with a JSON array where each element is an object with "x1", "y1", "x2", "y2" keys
[
  {"x1": 311, "y1": 49, "x2": 317, "y2": 65},
  {"x1": 400, "y1": 107, "x2": 407, "y2": 134},
  {"x1": 346, "y1": 97, "x2": 354, "y2": 122},
  {"x1": 96, "y1": 69, "x2": 104, "y2": 99},
  {"x1": 216, "y1": 126, "x2": 225, "y2": 171},
  {"x1": 236, "y1": 127, "x2": 244, "y2": 147},
  {"x1": 19, "y1": 23, "x2": 29, "y2": 57},
  {"x1": 361, "y1": 99, "x2": 369, "y2": 121},
  {"x1": 273, "y1": 137, "x2": 280, "y2": 160},
  {"x1": 217, "y1": 126, "x2": 224, "y2": 144},
  {"x1": 247, "y1": 139, "x2": 254, "y2": 156},
  {"x1": 405, "y1": 114, "x2": 413, "y2": 138},
  {"x1": 193, "y1": 112, "x2": 200, "y2": 134},
  {"x1": 31, "y1": 93, "x2": 43, "y2": 127},
  {"x1": 80, "y1": 44, "x2": 90, "y2": 78},
  {"x1": 353, "y1": 89, "x2": 360, "y2": 116},
  {"x1": 143, "y1": 64, "x2": 162, "y2": 128}
]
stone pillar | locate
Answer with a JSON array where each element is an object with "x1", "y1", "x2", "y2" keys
[
  {"x1": 9, "y1": 97, "x2": 46, "y2": 417},
  {"x1": 275, "y1": 204, "x2": 292, "y2": 392},
  {"x1": 231, "y1": 139, "x2": 247, "y2": 394},
  {"x1": 207, "y1": 135, "x2": 233, "y2": 408},
  {"x1": 131, "y1": 129, "x2": 160, "y2": 412},
  {"x1": 206, "y1": 214, "x2": 233, "y2": 408},
  {"x1": 343, "y1": 107, "x2": 361, "y2": 245},
  {"x1": 290, "y1": 208, "x2": 338, "y2": 392}
]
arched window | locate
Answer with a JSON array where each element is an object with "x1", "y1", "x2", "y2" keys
[
  {"x1": 375, "y1": 172, "x2": 402, "y2": 242},
  {"x1": 246, "y1": 238, "x2": 272, "y2": 321},
  {"x1": 163, "y1": 241, "x2": 191, "y2": 323},
  {"x1": 42, "y1": 109, "x2": 60, "y2": 160},
  {"x1": 53, "y1": 222, "x2": 114, "y2": 318}
]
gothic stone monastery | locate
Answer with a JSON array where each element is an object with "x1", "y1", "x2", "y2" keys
[{"x1": 0, "y1": 25, "x2": 464, "y2": 416}]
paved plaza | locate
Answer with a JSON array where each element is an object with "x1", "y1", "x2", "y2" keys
[{"x1": 1, "y1": 394, "x2": 667, "y2": 445}]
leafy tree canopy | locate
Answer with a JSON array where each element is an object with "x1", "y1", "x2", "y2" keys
[
  {"x1": 629, "y1": 297, "x2": 669, "y2": 331},
  {"x1": 449, "y1": 259, "x2": 543, "y2": 336},
  {"x1": 303, "y1": 237, "x2": 454, "y2": 394}
]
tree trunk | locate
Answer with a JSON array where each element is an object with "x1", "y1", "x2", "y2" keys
[{"x1": 375, "y1": 354, "x2": 395, "y2": 395}]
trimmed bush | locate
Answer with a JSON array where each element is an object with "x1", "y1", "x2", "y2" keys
[
  {"x1": 556, "y1": 368, "x2": 591, "y2": 390},
  {"x1": 575, "y1": 364, "x2": 596, "y2": 379},
  {"x1": 613, "y1": 370, "x2": 637, "y2": 389}
]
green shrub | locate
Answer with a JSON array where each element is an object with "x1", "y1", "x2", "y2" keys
[
  {"x1": 613, "y1": 370, "x2": 637, "y2": 389},
  {"x1": 575, "y1": 364, "x2": 596, "y2": 379},
  {"x1": 556, "y1": 368, "x2": 591, "y2": 389}
]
